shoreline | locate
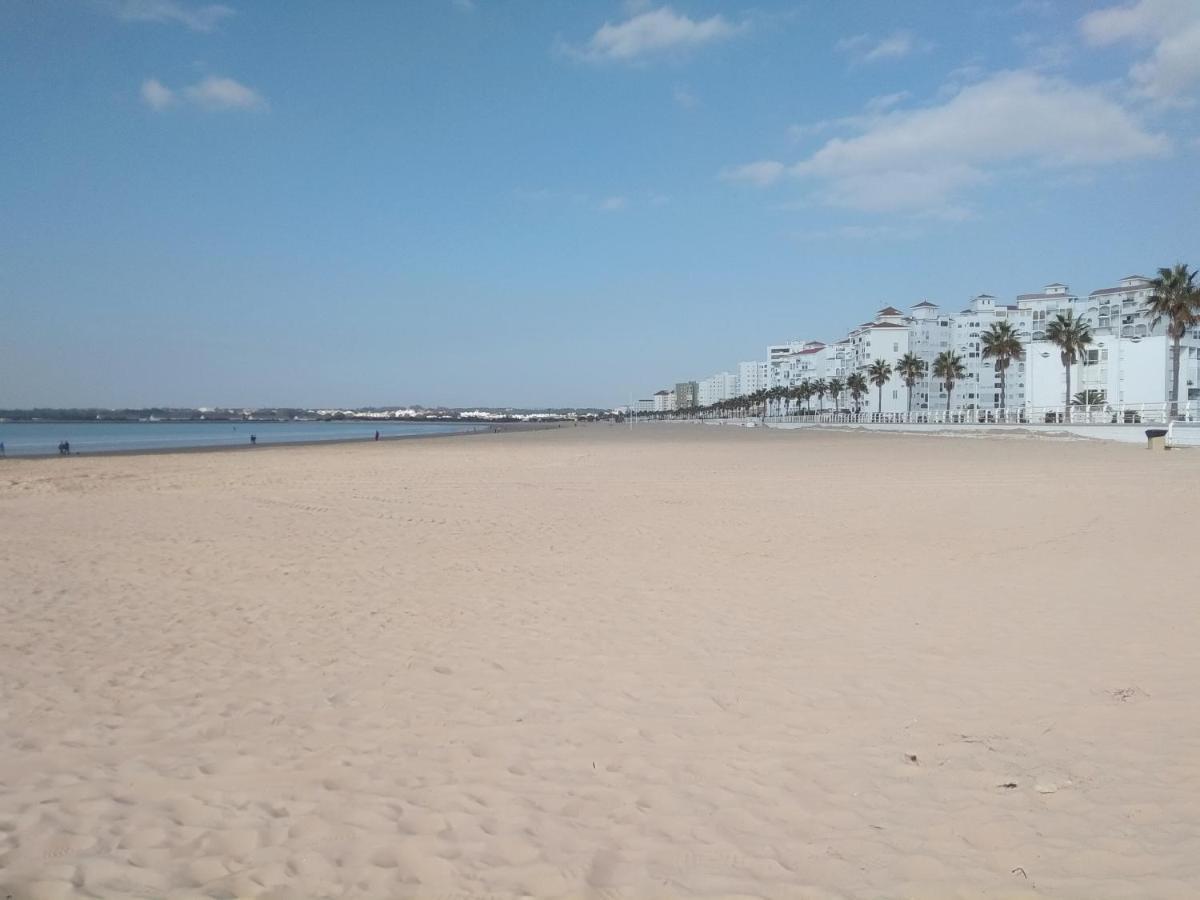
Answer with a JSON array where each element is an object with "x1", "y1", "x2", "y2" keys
[{"x1": 0, "y1": 421, "x2": 566, "y2": 461}]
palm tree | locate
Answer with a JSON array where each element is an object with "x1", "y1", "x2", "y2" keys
[
  {"x1": 812, "y1": 378, "x2": 828, "y2": 412},
  {"x1": 1073, "y1": 389, "x2": 1106, "y2": 406},
  {"x1": 895, "y1": 352, "x2": 927, "y2": 416},
  {"x1": 1145, "y1": 263, "x2": 1199, "y2": 419},
  {"x1": 751, "y1": 388, "x2": 769, "y2": 418},
  {"x1": 785, "y1": 384, "x2": 801, "y2": 416},
  {"x1": 932, "y1": 350, "x2": 966, "y2": 413},
  {"x1": 827, "y1": 377, "x2": 845, "y2": 412},
  {"x1": 980, "y1": 320, "x2": 1023, "y2": 415},
  {"x1": 847, "y1": 373, "x2": 867, "y2": 414},
  {"x1": 797, "y1": 380, "x2": 813, "y2": 413},
  {"x1": 867, "y1": 359, "x2": 893, "y2": 416},
  {"x1": 1045, "y1": 310, "x2": 1093, "y2": 421}
]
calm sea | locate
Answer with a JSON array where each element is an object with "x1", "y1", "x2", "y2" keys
[{"x1": 0, "y1": 420, "x2": 485, "y2": 457}]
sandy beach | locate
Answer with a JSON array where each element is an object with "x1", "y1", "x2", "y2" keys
[{"x1": 2, "y1": 423, "x2": 1198, "y2": 899}]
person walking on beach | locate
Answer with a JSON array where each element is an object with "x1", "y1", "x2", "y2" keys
[
  {"x1": 375, "y1": 430, "x2": 380, "y2": 441},
  {"x1": 250, "y1": 434, "x2": 256, "y2": 445},
  {"x1": 0, "y1": 441, "x2": 5, "y2": 458}
]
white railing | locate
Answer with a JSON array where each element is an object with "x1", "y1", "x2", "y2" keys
[
  {"x1": 1167, "y1": 420, "x2": 1200, "y2": 448},
  {"x1": 760, "y1": 400, "x2": 1200, "y2": 427}
]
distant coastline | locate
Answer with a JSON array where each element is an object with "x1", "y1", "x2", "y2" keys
[{"x1": 0, "y1": 421, "x2": 566, "y2": 460}]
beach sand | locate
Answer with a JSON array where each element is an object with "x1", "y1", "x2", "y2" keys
[{"x1": 2, "y1": 423, "x2": 1198, "y2": 899}]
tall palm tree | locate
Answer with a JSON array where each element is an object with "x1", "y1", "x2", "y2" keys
[
  {"x1": 980, "y1": 320, "x2": 1023, "y2": 414},
  {"x1": 867, "y1": 359, "x2": 893, "y2": 415},
  {"x1": 827, "y1": 376, "x2": 845, "y2": 412},
  {"x1": 847, "y1": 373, "x2": 867, "y2": 414},
  {"x1": 812, "y1": 378, "x2": 828, "y2": 411},
  {"x1": 932, "y1": 350, "x2": 966, "y2": 413},
  {"x1": 1145, "y1": 263, "x2": 1199, "y2": 419},
  {"x1": 1045, "y1": 310, "x2": 1093, "y2": 421},
  {"x1": 785, "y1": 384, "x2": 801, "y2": 416},
  {"x1": 752, "y1": 388, "x2": 770, "y2": 418},
  {"x1": 895, "y1": 352, "x2": 927, "y2": 415},
  {"x1": 797, "y1": 380, "x2": 813, "y2": 413}
]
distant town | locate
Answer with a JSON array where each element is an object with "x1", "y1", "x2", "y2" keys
[
  {"x1": 633, "y1": 271, "x2": 1199, "y2": 419},
  {"x1": 0, "y1": 406, "x2": 612, "y2": 424}
]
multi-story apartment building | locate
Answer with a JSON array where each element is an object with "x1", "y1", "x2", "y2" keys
[
  {"x1": 697, "y1": 372, "x2": 738, "y2": 407},
  {"x1": 638, "y1": 271, "x2": 1198, "y2": 417},
  {"x1": 652, "y1": 390, "x2": 674, "y2": 412},
  {"x1": 1024, "y1": 275, "x2": 1200, "y2": 411},
  {"x1": 674, "y1": 381, "x2": 699, "y2": 410},
  {"x1": 843, "y1": 307, "x2": 912, "y2": 414},
  {"x1": 737, "y1": 360, "x2": 769, "y2": 395}
]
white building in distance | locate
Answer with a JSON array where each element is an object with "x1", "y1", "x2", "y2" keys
[{"x1": 638, "y1": 271, "x2": 1199, "y2": 416}]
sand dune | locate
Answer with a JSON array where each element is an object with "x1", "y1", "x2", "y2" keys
[{"x1": 2, "y1": 424, "x2": 1198, "y2": 898}]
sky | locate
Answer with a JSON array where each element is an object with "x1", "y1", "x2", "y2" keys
[{"x1": 1, "y1": 0, "x2": 1198, "y2": 409}]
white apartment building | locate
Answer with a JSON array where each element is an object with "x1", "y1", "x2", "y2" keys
[
  {"x1": 1024, "y1": 275, "x2": 1200, "y2": 412},
  {"x1": 697, "y1": 371, "x2": 738, "y2": 407},
  {"x1": 634, "y1": 398, "x2": 655, "y2": 413},
  {"x1": 844, "y1": 307, "x2": 912, "y2": 414},
  {"x1": 737, "y1": 360, "x2": 769, "y2": 395},
  {"x1": 637, "y1": 271, "x2": 1197, "y2": 417}
]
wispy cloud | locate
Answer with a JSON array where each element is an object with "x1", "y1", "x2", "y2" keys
[
  {"x1": 672, "y1": 85, "x2": 699, "y2": 108},
  {"x1": 599, "y1": 195, "x2": 628, "y2": 212},
  {"x1": 835, "y1": 29, "x2": 930, "y2": 64},
  {"x1": 105, "y1": 0, "x2": 233, "y2": 32},
  {"x1": 564, "y1": 6, "x2": 746, "y2": 63},
  {"x1": 794, "y1": 223, "x2": 923, "y2": 241},
  {"x1": 720, "y1": 160, "x2": 786, "y2": 187},
  {"x1": 725, "y1": 70, "x2": 1169, "y2": 217},
  {"x1": 141, "y1": 75, "x2": 266, "y2": 112},
  {"x1": 786, "y1": 92, "x2": 911, "y2": 143},
  {"x1": 140, "y1": 78, "x2": 174, "y2": 110},
  {"x1": 451, "y1": 0, "x2": 475, "y2": 11},
  {"x1": 1081, "y1": 0, "x2": 1200, "y2": 103}
]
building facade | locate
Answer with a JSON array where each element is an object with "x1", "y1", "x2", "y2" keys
[{"x1": 638, "y1": 271, "x2": 1198, "y2": 417}]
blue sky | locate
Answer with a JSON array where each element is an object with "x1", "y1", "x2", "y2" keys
[{"x1": 1, "y1": 0, "x2": 1198, "y2": 408}]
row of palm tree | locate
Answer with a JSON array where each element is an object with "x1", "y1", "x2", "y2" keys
[{"x1": 653, "y1": 263, "x2": 1196, "y2": 422}]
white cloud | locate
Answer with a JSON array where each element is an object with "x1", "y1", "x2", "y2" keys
[
  {"x1": 720, "y1": 160, "x2": 786, "y2": 186},
  {"x1": 727, "y1": 70, "x2": 1169, "y2": 216},
  {"x1": 787, "y1": 92, "x2": 911, "y2": 143},
  {"x1": 451, "y1": 0, "x2": 475, "y2": 10},
  {"x1": 836, "y1": 29, "x2": 930, "y2": 64},
  {"x1": 568, "y1": 6, "x2": 744, "y2": 62},
  {"x1": 1081, "y1": 0, "x2": 1200, "y2": 102},
  {"x1": 864, "y1": 91, "x2": 911, "y2": 113},
  {"x1": 140, "y1": 77, "x2": 174, "y2": 110},
  {"x1": 673, "y1": 85, "x2": 699, "y2": 108},
  {"x1": 795, "y1": 223, "x2": 923, "y2": 241},
  {"x1": 140, "y1": 75, "x2": 265, "y2": 112},
  {"x1": 108, "y1": 0, "x2": 233, "y2": 32},
  {"x1": 599, "y1": 195, "x2": 628, "y2": 211},
  {"x1": 183, "y1": 76, "x2": 266, "y2": 111}
]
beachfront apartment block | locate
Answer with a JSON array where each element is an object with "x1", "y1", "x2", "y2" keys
[
  {"x1": 738, "y1": 360, "x2": 769, "y2": 395},
  {"x1": 674, "y1": 381, "x2": 700, "y2": 410},
  {"x1": 698, "y1": 372, "x2": 738, "y2": 407},
  {"x1": 640, "y1": 272, "x2": 1200, "y2": 415}
]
